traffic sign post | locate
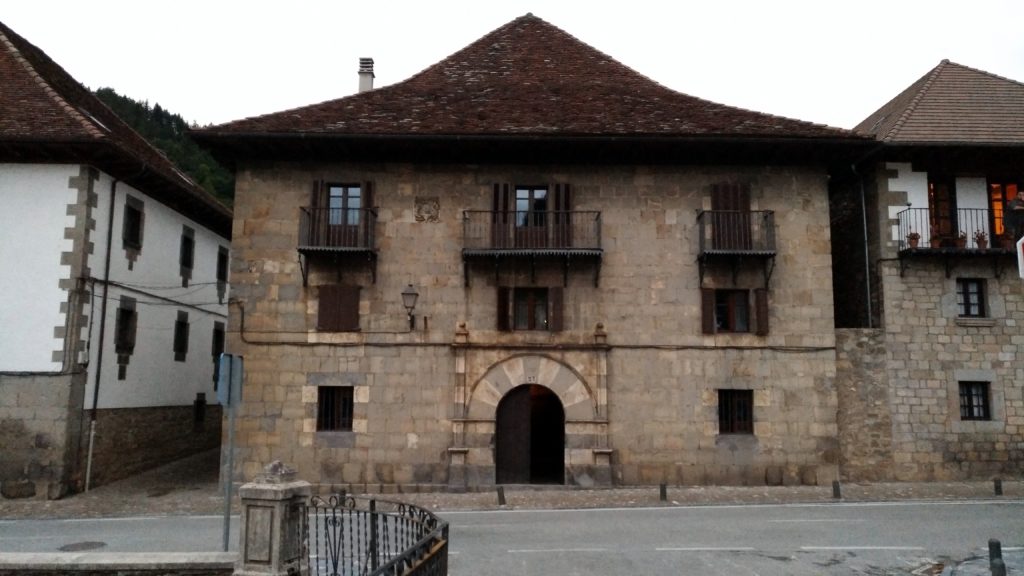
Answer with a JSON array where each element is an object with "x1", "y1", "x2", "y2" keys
[{"x1": 217, "y1": 353, "x2": 243, "y2": 552}]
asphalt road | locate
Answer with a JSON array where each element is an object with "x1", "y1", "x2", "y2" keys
[{"x1": 1, "y1": 500, "x2": 1020, "y2": 575}]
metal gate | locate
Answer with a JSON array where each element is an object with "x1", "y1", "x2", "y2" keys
[{"x1": 306, "y1": 494, "x2": 448, "y2": 576}]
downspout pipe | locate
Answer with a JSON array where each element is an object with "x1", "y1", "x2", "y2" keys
[
  {"x1": 85, "y1": 176, "x2": 119, "y2": 491},
  {"x1": 848, "y1": 145, "x2": 885, "y2": 330}
]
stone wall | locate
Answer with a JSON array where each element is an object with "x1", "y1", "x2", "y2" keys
[
  {"x1": 879, "y1": 259, "x2": 1024, "y2": 480},
  {"x1": 83, "y1": 403, "x2": 222, "y2": 489},
  {"x1": 227, "y1": 161, "x2": 840, "y2": 488},
  {"x1": 0, "y1": 372, "x2": 84, "y2": 499},
  {"x1": 835, "y1": 329, "x2": 895, "y2": 481}
]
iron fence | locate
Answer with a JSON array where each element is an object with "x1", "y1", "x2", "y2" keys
[
  {"x1": 299, "y1": 207, "x2": 377, "y2": 250},
  {"x1": 897, "y1": 207, "x2": 1002, "y2": 250},
  {"x1": 696, "y1": 210, "x2": 775, "y2": 253},
  {"x1": 306, "y1": 494, "x2": 448, "y2": 576},
  {"x1": 462, "y1": 210, "x2": 601, "y2": 251}
]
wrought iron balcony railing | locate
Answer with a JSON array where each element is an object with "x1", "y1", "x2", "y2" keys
[
  {"x1": 897, "y1": 207, "x2": 1013, "y2": 251},
  {"x1": 299, "y1": 207, "x2": 377, "y2": 251},
  {"x1": 462, "y1": 210, "x2": 602, "y2": 253},
  {"x1": 697, "y1": 210, "x2": 776, "y2": 255}
]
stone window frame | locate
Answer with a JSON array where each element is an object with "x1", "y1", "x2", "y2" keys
[
  {"x1": 948, "y1": 369, "x2": 1005, "y2": 434},
  {"x1": 304, "y1": 373, "x2": 368, "y2": 448},
  {"x1": 955, "y1": 277, "x2": 986, "y2": 318},
  {"x1": 122, "y1": 196, "x2": 145, "y2": 269}
]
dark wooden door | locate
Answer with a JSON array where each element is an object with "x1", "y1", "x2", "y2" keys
[
  {"x1": 711, "y1": 183, "x2": 752, "y2": 250},
  {"x1": 929, "y1": 178, "x2": 957, "y2": 241},
  {"x1": 496, "y1": 385, "x2": 531, "y2": 484},
  {"x1": 496, "y1": 384, "x2": 565, "y2": 484}
]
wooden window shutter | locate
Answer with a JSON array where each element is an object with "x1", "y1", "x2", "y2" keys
[
  {"x1": 362, "y1": 181, "x2": 374, "y2": 246},
  {"x1": 496, "y1": 287, "x2": 510, "y2": 331},
  {"x1": 548, "y1": 286, "x2": 564, "y2": 332},
  {"x1": 492, "y1": 183, "x2": 511, "y2": 248},
  {"x1": 701, "y1": 288, "x2": 716, "y2": 335},
  {"x1": 318, "y1": 285, "x2": 361, "y2": 332},
  {"x1": 754, "y1": 288, "x2": 769, "y2": 336}
]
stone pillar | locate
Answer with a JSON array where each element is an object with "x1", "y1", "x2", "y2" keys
[{"x1": 234, "y1": 461, "x2": 311, "y2": 576}]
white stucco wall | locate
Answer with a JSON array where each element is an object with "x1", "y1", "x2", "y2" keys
[
  {"x1": 956, "y1": 177, "x2": 990, "y2": 242},
  {"x1": 84, "y1": 173, "x2": 229, "y2": 409},
  {"x1": 886, "y1": 162, "x2": 929, "y2": 242},
  {"x1": 0, "y1": 164, "x2": 79, "y2": 371}
]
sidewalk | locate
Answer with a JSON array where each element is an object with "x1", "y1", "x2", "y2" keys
[{"x1": 1, "y1": 450, "x2": 1020, "y2": 574}]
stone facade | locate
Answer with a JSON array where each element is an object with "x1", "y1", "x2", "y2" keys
[
  {"x1": 227, "y1": 161, "x2": 841, "y2": 489},
  {"x1": 835, "y1": 329, "x2": 895, "y2": 481},
  {"x1": 0, "y1": 373, "x2": 85, "y2": 499}
]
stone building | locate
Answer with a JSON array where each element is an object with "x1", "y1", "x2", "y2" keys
[
  {"x1": 0, "y1": 21, "x2": 231, "y2": 498},
  {"x1": 832, "y1": 60, "x2": 1024, "y2": 481},
  {"x1": 196, "y1": 14, "x2": 875, "y2": 490}
]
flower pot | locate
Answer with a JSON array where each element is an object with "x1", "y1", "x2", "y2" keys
[
  {"x1": 907, "y1": 237, "x2": 920, "y2": 248},
  {"x1": 955, "y1": 237, "x2": 967, "y2": 248},
  {"x1": 930, "y1": 238, "x2": 943, "y2": 248},
  {"x1": 976, "y1": 239, "x2": 988, "y2": 250}
]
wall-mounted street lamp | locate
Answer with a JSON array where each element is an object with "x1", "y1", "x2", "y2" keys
[{"x1": 401, "y1": 284, "x2": 419, "y2": 330}]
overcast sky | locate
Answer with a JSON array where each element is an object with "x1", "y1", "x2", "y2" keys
[{"x1": 5, "y1": 1, "x2": 1023, "y2": 130}]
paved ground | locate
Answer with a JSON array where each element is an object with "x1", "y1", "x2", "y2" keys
[{"x1": 0, "y1": 449, "x2": 1020, "y2": 575}]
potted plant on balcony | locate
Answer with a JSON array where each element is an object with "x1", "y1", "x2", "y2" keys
[
  {"x1": 973, "y1": 229, "x2": 988, "y2": 249},
  {"x1": 929, "y1": 226, "x2": 943, "y2": 248},
  {"x1": 999, "y1": 233, "x2": 1015, "y2": 249},
  {"x1": 955, "y1": 230, "x2": 968, "y2": 248},
  {"x1": 906, "y1": 231, "x2": 920, "y2": 248}
]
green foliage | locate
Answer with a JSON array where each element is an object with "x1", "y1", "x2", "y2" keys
[{"x1": 94, "y1": 87, "x2": 234, "y2": 206}]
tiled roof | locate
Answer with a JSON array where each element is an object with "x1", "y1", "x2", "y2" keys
[
  {"x1": 0, "y1": 20, "x2": 231, "y2": 235},
  {"x1": 205, "y1": 14, "x2": 856, "y2": 141},
  {"x1": 855, "y1": 60, "x2": 1024, "y2": 144}
]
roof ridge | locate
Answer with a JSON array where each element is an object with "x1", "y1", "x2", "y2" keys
[
  {"x1": 0, "y1": 24, "x2": 105, "y2": 140},
  {"x1": 942, "y1": 59, "x2": 1024, "y2": 89},
  {"x1": 882, "y1": 60, "x2": 948, "y2": 142}
]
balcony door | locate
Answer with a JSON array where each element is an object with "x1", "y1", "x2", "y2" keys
[
  {"x1": 515, "y1": 186, "x2": 548, "y2": 248},
  {"x1": 711, "y1": 183, "x2": 752, "y2": 250},
  {"x1": 492, "y1": 183, "x2": 572, "y2": 249},
  {"x1": 928, "y1": 177, "x2": 957, "y2": 241},
  {"x1": 327, "y1": 184, "x2": 362, "y2": 248}
]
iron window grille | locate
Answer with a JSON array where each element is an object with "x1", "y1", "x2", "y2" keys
[
  {"x1": 719, "y1": 389, "x2": 754, "y2": 434},
  {"x1": 317, "y1": 386, "x2": 354, "y2": 431}
]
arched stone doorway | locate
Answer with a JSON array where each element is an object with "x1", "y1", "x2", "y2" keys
[{"x1": 495, "y1": 384, "x2": 565, "y2": 484}]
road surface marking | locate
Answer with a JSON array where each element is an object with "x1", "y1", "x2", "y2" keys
[
  {"x1": 657, "y1": 547, "x2": 757, "y2": 552},
  {"x1": 509, "y1": 548, "x2": 608, "y2": 553},
  {"x1": 801, "y1": 546, "x2": 925, "y2": 551},
  {"x1": 767, "y1": 519, "x2": 865, "y2": 523}
]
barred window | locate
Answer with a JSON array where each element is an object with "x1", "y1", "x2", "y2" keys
[
  {"x1": 317, "y1": 386, "x2": 354, "y2": 431},
  {"x1": 959, "y1": 381, "x2": 991, "y2": 421},
  {"x1": 719, "y1": 389, "x2": 753, "y2": 434},
  {"x1": 956, "y1": 278, "x2": 986, "y2": 318}
]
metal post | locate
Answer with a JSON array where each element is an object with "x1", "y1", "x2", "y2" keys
[
  {"x1": 990, "y1": 539, "x2": 1006, "y2": 576},
  {"x1": 369, "y1": 499, "x2": 379, "y2": 571},
  {"x1": 659, "y1": 483, "x2": 667, "y2": 502},
  {"x1": 497, "y1": 486, "x2": 506, "y2": 506},
  {"x1": 832, "y1": 480, "x2": 841, "y2": 499},
  {"x1": 994, "y1": 478, "x2": 1003, "y2": 496}
]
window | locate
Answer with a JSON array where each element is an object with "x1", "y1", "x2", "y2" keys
[
  {"x1": 317, "y1": 386, "x2": 354, "y2": 431},
  {"x1": 122, "y1": 200, "x2": 143, "y2": 249},
  {"x1": 956, "y1": 278, "x2": 986, "y2": 317},
  {"x1": 173, "y1": 311, "x2": 189, "y2": 362},
  {"x1": 959, "y1": 381, "x2": 991, "y2": 421},
  {"x1": 179, "y1": 226, "x2": 195, "y2": 287},
  {"x1": 317, "y1": 285, "x2": 360, "y2": 332},
  {"x1": 497, "y1": 286, "x2": 563, "y2": 331},
  {"x1": 216, "y1": 246, "x2": 229, "y2": 304},
  {"x1": 114, "y1": 307, "x2": 137, "y2": 355},
  {"x1": 701, "y1": 288, "x2": 769, "y2": 335},
  {"x1": 328, "y1": 184, "x2": 361, "y2": 226},
  {"x1": 719, "y1": 389, "x2": 753, "y2": 434},
  {"x1": 211, "y1": 322, "x2": 225, "y2": 384}
]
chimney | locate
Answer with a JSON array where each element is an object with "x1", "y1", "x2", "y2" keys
[{"x1": 358, "y1": 58, "x2": 374, "y2": 93}]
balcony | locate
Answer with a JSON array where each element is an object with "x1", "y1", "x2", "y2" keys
[
  {"x1": 696, "y1": 210, "x2": 776, "y2": 287},
  {"x1": 462, "y1": 210, "x2": 603, "y2": 285},
  {"x1": 297, "y1": 207, "x2": 377, "y2": 285},
  {"x1": 896, "y1": 207, "x2": 1017, "y2": 277}
]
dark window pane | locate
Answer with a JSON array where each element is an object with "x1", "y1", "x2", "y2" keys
[
  {"x1": 317, "y1": 386, "x2": 354, "y2": 431},
  {"x1": 718, "y1": 389, "x2": 754, "y2": 434},
  {"x1": 959, "y1": 381, "x2": 991, "y2": 421}
]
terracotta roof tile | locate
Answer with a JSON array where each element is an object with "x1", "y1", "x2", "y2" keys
[
  {"x1": 207, "y1": 14, "x2": 857, "y2": 141},
  {"x1": 0, "y1": 20, "x2": 230, "y2": 235},
  {"x1": 855, "y1": 60, "x2": 1024, "y2": 144}
]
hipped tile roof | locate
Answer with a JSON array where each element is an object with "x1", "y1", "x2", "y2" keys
[
  {"x1": 855, "y1": 59, "x2": 1024, "y2": 144},
  {"x1": 0, "y1": 20, "x2": 230, "y2": 235},
  {"x1": 206, "y1": 14, "x2": 857, "y2": 141}
]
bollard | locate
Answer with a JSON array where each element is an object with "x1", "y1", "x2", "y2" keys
[
  {"x1": 994, "y1": 478, "x2": 1003, "y2": 496},
  {"x1": 832, "y1": 480, "x2": 841, "y2": 499},
  {"x1": 990, "y1": 539, "x2": 1006, "y2": 576},
  {"x1": 497, "y1": 486, "x2": 506, "y2": 506},
  {"x1": 659, "y1": 483, "x2": 667, "y2": 502}
]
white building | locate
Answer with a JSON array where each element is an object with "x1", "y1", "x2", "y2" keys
[{"x1": 0, "y1": 20, "x2": 232, "y2": 498}]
